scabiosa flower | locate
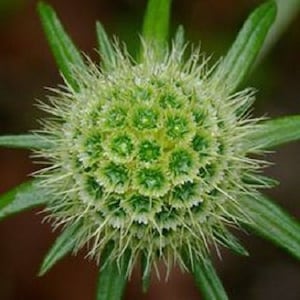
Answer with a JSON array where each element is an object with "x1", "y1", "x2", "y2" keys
[
  {"x1": 35, "y1": 10, "x2": 268, "y2": 277},
  {"x1": 1, "y1": 0, "x2": 300, "y2": 299}
]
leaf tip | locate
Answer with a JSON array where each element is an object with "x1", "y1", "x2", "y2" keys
[
  {"x1": 37, "y1": 1, "x2": 51, "y2": 15},
  {"x1": 37, "y1": 262, "x2": 48, "y2": 277},
  {"x1": 259, "y1": 1, "x2": 277, "y2": 21},
  {"x1": 95, "y1": 20, "x2": 102, "y2": 30}
]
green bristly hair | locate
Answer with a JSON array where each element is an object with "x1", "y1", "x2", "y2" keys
[{"x1": 35, "y1": 40, "x2": 266, "y2": 275}]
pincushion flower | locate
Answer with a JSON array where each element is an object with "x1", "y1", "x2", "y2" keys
[
  {"x1": 37, "y1": 39, "x2": 263, "y2": 275},
  {"x1": 0, "y1": 1, "x2": 300, "y2": 299}
]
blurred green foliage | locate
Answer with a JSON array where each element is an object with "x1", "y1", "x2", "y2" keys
[{"x1": 0, "y1": 0, "x2": 22, "y2": 20}]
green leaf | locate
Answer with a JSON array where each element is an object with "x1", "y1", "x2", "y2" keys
[
  {"x1": 192, "y1": 257, "x2": 229, "y2": 300},
  {"x1": 39, "y1": 221, "x2": 81, "y2": 276},
  {"x1": 213, "y1": 1, "x2": 277, "y2": 93},
  {"x1": 241, "y1": 194, "x2": 300, "y2": 260},
  {"x1": 37, "y1": 2, "x2": 85, "y2": 90},
  {"x1": 0, "y1": 134, "x2": 52, "y2": 150},
  {"x1": 141, "y1": 0, "x2": 172, "y2": 58},
  {"x1": 96, "y1": 22, "x2": 117, "y2": 71},
  {"x1": 247, "y1": 115, "x2": 300, "y2": 150},
  {"x1": 0, "y1": 180, "x2": 48, "y2": 220},
  {"x1": 97, "y1": 248, "x2": 129, "y2": 300}
]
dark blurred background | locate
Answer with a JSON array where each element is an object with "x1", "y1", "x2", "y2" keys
[{"x1": 0, "y1": 0, "x2": 299, "y2": 299}]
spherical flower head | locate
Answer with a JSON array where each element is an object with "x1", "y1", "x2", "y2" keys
[{"x1": 36, "y1": 40, "x2": 267, "y2": 275}]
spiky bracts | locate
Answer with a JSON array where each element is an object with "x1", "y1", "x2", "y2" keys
[{"x1": 36, "y1": 42, "x2": 268, "y2": 275}]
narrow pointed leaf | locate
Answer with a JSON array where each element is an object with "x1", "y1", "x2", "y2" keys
[
  {"x1": 97, "y1": 249, "x2": 129, "y2": 300},
  {"x1": 141, "y1": 0, "x2": 172, "y2": 57},
  {"x1": 39, "y1": 221, "x2": 81, "y2": 276},
  {"x1": 0, "y1": 180, "x2": 47, "y2": 220},
  {"x1": 192, "y1": 257, "x2": 229, "y2": 300},
  {"x1": 38, "y1": 2, "x2": 85, "y2": 90},
  {"x1": 213, "y1": 1, "x2": 277, "y2": 93},
  {"x1": 0, "y1": 134, "x2": 52, "y2": 150},
  {"x1": 241, "y1": 194, "x2": 300, "y2": 260},
  {"x1": 247, "y1": 115, "x2": 300, "y2": 150},
  {"x1": 96, "y1": 22, "x2": 117, "y2": 71}
]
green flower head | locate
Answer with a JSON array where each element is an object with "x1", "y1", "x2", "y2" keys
[{"x1": 35, "y1": 7, "x2": 272, "y2": 276}]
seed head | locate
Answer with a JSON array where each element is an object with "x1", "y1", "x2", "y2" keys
[{"x1": 36, "y1": 40, "x2": 268, "y2": 275}]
